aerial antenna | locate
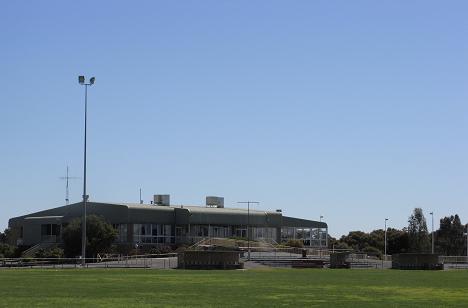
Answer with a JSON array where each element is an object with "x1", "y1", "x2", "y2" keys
[{"x1": 60, "y1": 166, "x2": 80, "y2": 205}]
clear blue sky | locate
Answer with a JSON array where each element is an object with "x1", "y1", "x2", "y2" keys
[{"x1": 1, "y1": 1, "x2": 467, "y2": 238}]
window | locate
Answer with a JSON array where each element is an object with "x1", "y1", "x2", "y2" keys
[
  {"x1": 132, "y1": 224, "x2": 173, "y2": 244},
  {"x1": 196, "y1": 226, "x2": 208, "y2": 237},
  {"x1": 113, "y1": 224, "x2": 127, "y2": 243}
]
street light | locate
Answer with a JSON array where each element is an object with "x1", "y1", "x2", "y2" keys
[
  {"x1": 238, "y1": 201, "x2": 259, "y2": 260},
  {"x1": 78, "y1": 76, "x2": 95, "y2": 266},
  {"x1": 430, "y1": 212, "x2": 434, "y2": 254},
  {"x1": 384, "y1": 218, "x2": 388, "y2": 261}
]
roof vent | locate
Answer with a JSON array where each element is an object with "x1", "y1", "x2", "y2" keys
[{"x1": 276, "y1": 209, "x2": 282, "y2": 212}]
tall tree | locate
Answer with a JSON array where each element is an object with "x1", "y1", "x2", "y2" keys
[
  {"x1": 408, "y1": 208, "x2": 430, "y2": 253},
  {"x1": 0, "y1": 228, "x2": 10, "y2": 244},
  {"x1": 62, "y1": 215, "x2": 118, "y2": 258},
  {"x1": 435, "y1": 214, "x2": 466, "y2": 256},
  {"x1": 386, "y1": 229, "x2": 409, "y2": 254},
  {"x1": 339, "y1": 231, "x2": 371, "y2": 251}
]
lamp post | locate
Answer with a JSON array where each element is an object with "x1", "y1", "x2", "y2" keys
[
  {"x1": 78, "y1": 76, "x2": 95, "y2": 266},
  {"x1": 430, "y1": 212, "x2": 434, "y2": 254},
  {"x1": 238, "y1": 201, "x2": 259, "y2": 260},
  {"x1": 384, "y1": 218, "x2": 388, "y2": 261}
]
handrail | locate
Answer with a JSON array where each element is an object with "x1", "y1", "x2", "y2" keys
[{"x1": 21, "y1": 235, "x2": 62, "y2": 258}]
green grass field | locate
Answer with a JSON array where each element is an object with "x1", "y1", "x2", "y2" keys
[{"x1": 1, "y1": 268, "x2": 467, "y2": 307}]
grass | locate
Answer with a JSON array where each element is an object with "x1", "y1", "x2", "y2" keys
[{"x1": 1, "y1": 268, "x2": 467, "y2": 307}]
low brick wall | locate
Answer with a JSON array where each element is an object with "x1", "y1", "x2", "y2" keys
[
  {"x1": 178, "y1": 251, "x2": 243, "y2": 270},
  {"x1": 392, "y1": 253, "x2": 443, "y2": 270}
]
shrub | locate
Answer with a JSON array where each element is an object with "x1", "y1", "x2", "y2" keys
[
  {"x1": 177, "y1": 244, "x2": 189, "y2": 249},
  {"x1": 46, "y1": 248, "x2": 65, "y2": 259},
  {"x1": 35, "y1": 248, "x2": 47, "y2": 258},
  {"x1": 361, "y1": 246, "x2": 382, "y2": 259},
  {"x1": 228, "y1": 236, "x2": 257, "y2": 242},
  {"x1": 0, "y1": 243, "x2": 15, "y2": 258},
  {"x1": 129, "y1": 249, "x2": 140, "y2": 256},
  {"x1": 149, "y1": 245, "x2": 173, "y2": 255},
  {"x1": 284, "y1": 238, "x2": 304, "y2": 248},
  {"x1": 35, "y1": 248, "x2": 65, "y2": 259}
]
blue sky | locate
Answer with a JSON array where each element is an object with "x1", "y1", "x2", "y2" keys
[{"x1": 1, "y1": 1, "x2": 467, "y2": 238}]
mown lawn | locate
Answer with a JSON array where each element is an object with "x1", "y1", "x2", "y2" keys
[{"x1": 1, "y1": 268, "x2": 467, "y2": 307}]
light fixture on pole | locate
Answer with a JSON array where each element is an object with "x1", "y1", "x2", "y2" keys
[
  {"x1": 430, "y1": 212, "x2": 434, "y2": 254},
  {"x1": 78, "y1": 75, "x2": 95, "y2": 266},
  {"x1": 238, "y1": 201, "x2": 259, "y2": 261}
]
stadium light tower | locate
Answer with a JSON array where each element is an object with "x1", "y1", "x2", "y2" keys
[
  {"x1": 384, "y1": 218, "x2": 388, "y2": 260},
  {"x1": 78, "y1": 76, "x2": 95, "y2": 266},
  {"x1": 430, "y1": 212, "x2": 434, "y2": 254}
]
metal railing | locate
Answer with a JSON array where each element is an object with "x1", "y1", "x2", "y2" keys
[
  {"x1": 21, "y1": 236, "x2": 62, "y2": 258},
  {"x1": 1, "y1": 254, "x2": 177, "y2": 269}
]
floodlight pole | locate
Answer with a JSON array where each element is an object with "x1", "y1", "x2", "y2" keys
[
  {"x1": 430, "y1": 212, "x2": 434, "y2": 254},
  {"x1": 384, "y1": 218, "x2": 388, "y2": 263},
  {"x1": 78, "y1": 76, "x2": 94, "y2": 266},
  {"x1": 238, "y1": 201, "x2": 259, "y2": 261}
]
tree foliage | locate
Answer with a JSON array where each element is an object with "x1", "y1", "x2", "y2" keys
[
  {"x1": 0, "y1": 243, "x2": 15, "y2": 258},
  {"x1": 339, "y1": 230, "x2": 378, "y2": 250},
  {"x1": 34, "y1": 247, "x2": 65, "y2": 259},
  {"x1": 0, "y1": 229, "x2": 15, "y2": 258},
  {"x1": 61, "y1": 215, "x2": 118, "y2": 258},
  {"x1": 338, "y1": 228, "x2": 409, "y2": 256},
  {"x1": 0, "y1": 228, "x2": 10, "y2": 244},
  {"x1": 386, "y1": 229, "x2": 409, "y2": 254},
  {"x1": 408, "y1": 208, "x2": 430, "y2": 253},
  {"x1": 435, "y1": 215, "x2": 467, "y2": 256}
]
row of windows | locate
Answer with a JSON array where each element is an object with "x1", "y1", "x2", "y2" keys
[
  {"x1": 113, "y1": 224, "x2": 278, "y2": 241},
  {"x1": 281, "y1": 227, "x2": 327, "y2": 240},
  {"x1": 281, "y1": 227, "x2": 328, "y2": 247},
  {"x1": 112, "y1": 224, "x2": 327, "y2": 247}
]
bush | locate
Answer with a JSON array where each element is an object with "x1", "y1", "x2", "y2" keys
[
  {"x1": 34, "y1": 248, "x2": 47, "y2": 258},
  {"x1": 361, "y1": 246, "x2": 382, "y2": 259},
  {"x1": 284, "y1": 238, "x2": 304, "y2": 248},
  {"x1": 46, "y1": 248, "x2": 65, "y2": 259},
  {"x1": 228, "y1": 236, "x2": 257, "y2": 242},
  {"x1": 129, "y1": 249, "x2": 140, "y2": 256},
  {"x1": 0, "y1": 243, "x2": 15, "y2": 258},
  {"x1": 35, "y1": 248, "x2": 65, "y2": 259},
  {"x1": 149, "y1": 245, "x2": 173, "y2": 255}
]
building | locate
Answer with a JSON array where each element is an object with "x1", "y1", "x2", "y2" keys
[{"x1": 8, "y1": 195, "x2": 328, "y2": 253}]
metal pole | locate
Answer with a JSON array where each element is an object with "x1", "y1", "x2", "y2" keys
[
  {"x1": 248, "y1": 201, "x2": 250, "y2": 260},
  {"x1": 237, "y1": 201, "x2": 259, "y2": 261},
  {"x1": 81, "y1": 83, "x2": 88, "y2": 266},
  {"x1": 430, "y1": 212, "x2": 434, "y2": 254},
  {"x1": 384, "y1": 218, "x2": 388, "y2": 262}
]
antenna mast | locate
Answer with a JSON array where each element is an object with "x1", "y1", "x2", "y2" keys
[{"x1": 60, "y1": 166, "x2": 80, "y2": 205}]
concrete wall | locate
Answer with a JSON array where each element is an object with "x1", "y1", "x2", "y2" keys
[
  {"x1": 392, "y1": 253, "x2": 443, "y2": 270},
  {"x1": 178, "y1": 250, "x2": 243, "y2": 269}
]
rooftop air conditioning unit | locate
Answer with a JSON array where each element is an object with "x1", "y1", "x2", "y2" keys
[
  {"x1": 154, "y1": 194, "x2": 170, "y2": 206},
  {"x1": 206, "y1": 196, "x2": 224, "y2": 208}
]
